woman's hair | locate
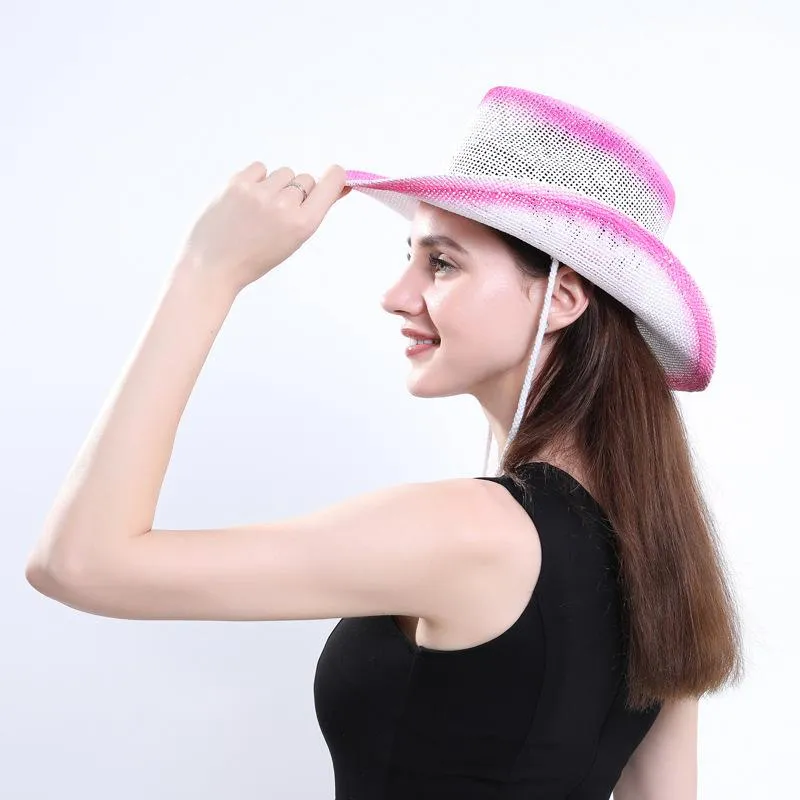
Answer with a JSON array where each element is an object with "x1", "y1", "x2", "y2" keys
[{"x1": 491, "y1": 227, "x2": 745, "y2": 712}]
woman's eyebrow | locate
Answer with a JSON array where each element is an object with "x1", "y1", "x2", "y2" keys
[{"x1": 406, "y1": 235, "x2": 469, "y2": 255}]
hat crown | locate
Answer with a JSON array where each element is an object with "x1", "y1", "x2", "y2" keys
[{"x1": 444, "y1": 86, "x2": 675, "y2": 237}]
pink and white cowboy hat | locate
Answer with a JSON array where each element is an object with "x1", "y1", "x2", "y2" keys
[{"x1": 342, "y1": 86, "x2": 716, "y2": 474}]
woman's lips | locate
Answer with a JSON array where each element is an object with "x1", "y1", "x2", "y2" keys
[{"x1": 406, "y1": 341, "x2": 440, "y2": 358}]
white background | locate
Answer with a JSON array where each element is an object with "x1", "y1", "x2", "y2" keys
[{"x1": 2, "y1": 0, "x2": 797, "y2": 797}]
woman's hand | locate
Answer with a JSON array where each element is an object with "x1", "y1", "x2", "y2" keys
[{"x1": 172, "y1": 161, "x2": 351, "y2": 297}]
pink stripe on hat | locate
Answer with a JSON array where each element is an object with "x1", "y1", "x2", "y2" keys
[{"x1": 487, "y1": 87, "x2": 676, "y2": 220}]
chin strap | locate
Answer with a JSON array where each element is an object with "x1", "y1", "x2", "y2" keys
[{"x1": 482, "y1": 256, "x2": 560, "y2": 477}]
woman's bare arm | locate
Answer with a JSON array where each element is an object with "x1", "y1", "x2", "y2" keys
[{"x1": 613, "y1": 696, "x2": 698, "y2": 800}]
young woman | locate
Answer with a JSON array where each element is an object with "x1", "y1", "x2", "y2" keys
[{"x1": 26, "y1": 86, "x2": 743, "y2": 799}]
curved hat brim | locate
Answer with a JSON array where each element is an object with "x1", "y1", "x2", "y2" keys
[{"x1": 344, "y1": 170, "x2": 715, "y2": 392}]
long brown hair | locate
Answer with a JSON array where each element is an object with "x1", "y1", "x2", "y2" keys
[{"x1": 492, "y1": 227, "x2": 745, "y2": 712}]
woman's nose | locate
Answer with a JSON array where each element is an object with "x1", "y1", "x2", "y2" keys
[{"x1": 380, "y1": 271, "x2": 425, "y2": 316}]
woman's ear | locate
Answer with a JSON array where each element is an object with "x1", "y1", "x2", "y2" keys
[{"x1": 545, "y1": 265, "x2": 591, "y2": 332}]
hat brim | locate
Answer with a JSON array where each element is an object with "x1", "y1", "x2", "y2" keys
[{"x1": 344, "y1": 170, "x2": 715, "y2": 392}]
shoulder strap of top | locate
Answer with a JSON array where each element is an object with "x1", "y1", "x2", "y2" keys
[
  {"x1": 477, "y1": 463, "x2": 608, "y2": 521},
  {"x1": 475, "y1": 464, "x2": 616, "y2": 560},
  {"x1": 474, "y1": 473, "x2": 526, "y2": 501}
]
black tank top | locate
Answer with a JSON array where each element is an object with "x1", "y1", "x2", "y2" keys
[{"x1": 313, "y1": 462, "x2": 662, "y2": 799}]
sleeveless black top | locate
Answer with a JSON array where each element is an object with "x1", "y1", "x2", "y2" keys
[{"x1": 313, "y1": 463, "x2": 662, "y2": 799}]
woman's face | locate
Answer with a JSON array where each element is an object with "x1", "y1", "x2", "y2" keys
[{"x1": 380, "y1": 202, "x2": 549, "y2": 405}]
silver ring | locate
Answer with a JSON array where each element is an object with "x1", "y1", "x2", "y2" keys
[{"x1": 284, "y1": 180, "x2": 308, "y2": 202}]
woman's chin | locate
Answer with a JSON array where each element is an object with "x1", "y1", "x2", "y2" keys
[
  {"x1": 406, "y1": 381, "x2": 439, "y2": 398},
  {"x1": 406, "y1": 372, "x2": 464, "y2": 399},
  {"x1": 406, "y1": 374, "x2": 447, "y2": 398}
]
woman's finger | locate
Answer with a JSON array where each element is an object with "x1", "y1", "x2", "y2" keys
[
  {"x1": 231, "y1": 160, "x2": 269, "y2": 184},
  {"x1": 300, "y1": 164, "x2": 348, "y2": 224},
  {"x1": 261, "y1": 166, "x2": 296, "y2": 191}
]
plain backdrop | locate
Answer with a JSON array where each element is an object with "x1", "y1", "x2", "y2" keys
[{"x1": 2, "y1": 0, "x2": 797, "y2": 797}]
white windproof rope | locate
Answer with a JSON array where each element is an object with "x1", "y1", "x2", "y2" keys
[{"x1": 482, "y1": 256, "x2": 560, "y2": 477}]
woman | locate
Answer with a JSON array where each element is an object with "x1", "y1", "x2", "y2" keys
[{"x1": 26, "y1": 86, "x2": 743, "y2": 799}]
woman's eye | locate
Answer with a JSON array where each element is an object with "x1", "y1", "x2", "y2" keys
[
  {"x1": 404, "y1": 252, "x2": 456, "y2": 275},
  {"x1": 428, "y1": 254, "x2": 456, "y2": 275}
]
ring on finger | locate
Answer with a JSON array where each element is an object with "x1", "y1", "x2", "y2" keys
[{"x1": 283, "y1": 180, "x2": 309, "y2": 202}]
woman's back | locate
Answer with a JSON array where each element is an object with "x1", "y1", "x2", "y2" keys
[{"x1": 313, "y1": 462, "x2": 662, "y2": 799}]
